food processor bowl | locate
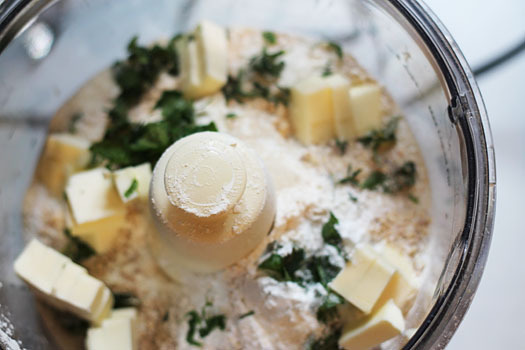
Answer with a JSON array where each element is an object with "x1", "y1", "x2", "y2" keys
[{"x1": 0, "y1": 0, "x2": 495, "y2": 349}]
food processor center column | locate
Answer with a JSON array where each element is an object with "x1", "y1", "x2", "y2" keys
[{"x1": 149, "y1": 132, "x2": 276, "y2": 278}]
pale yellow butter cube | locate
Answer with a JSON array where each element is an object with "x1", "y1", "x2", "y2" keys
[
  {"x1": 66, "y1": 168, "x2": 125, "y2": 224},
  {"x1": 177, "y1": 21, "x2": 228, "y2": 99},
  {"x1": 87, "y1": 307, "x2": 137, "y2": 350},
  {"x1": 14, "y1": 239, "x2": 69, "y2": 295},
  {"x1": 66, "y1": 168, "x2": 126, "y2": 253},
  {"x1": 326, "y1": 75, "x2": 355, "y2": 141},
  {"x1": 113, "y1": 163, "x2": 152, "y2": 202},
  {"x1": 37, "y1": 133, "x2": 91, "y2": 196},
  {"x1": 61, "y1": 273, "x2": 105, "y2": 320},
  {"x1": 349, "y1": 84, "x2": 384, "y2": 137},
  {"x1": 290, "y1": 75, "x2": 335, "y2": 144},
  {"x1": 375, "y1": 244, "x2": 419, "y2": 312},
  {"x1": 339, "y1": 299, "x2": 405, "y2": 350},
  {"x1": 195, "y1": 20, "x2": 228, "y2": 95},
  {"x1": 330, "y1": 244, "x2": 395, "y2": 314},
  {"x1": 53, "y1": 261, "x2": 88, "y2": 309},
  {"x1": 92, "y1": 288, "x2": 114, "y2": 326}
]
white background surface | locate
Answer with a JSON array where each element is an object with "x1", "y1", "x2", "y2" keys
[{"x1": 424, "y1": 0, "x2": 525, "y2": 349}]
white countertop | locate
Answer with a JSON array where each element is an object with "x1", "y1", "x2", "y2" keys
[{"x1": 424, "y1": 0, "x2": 525, "y2": 348}]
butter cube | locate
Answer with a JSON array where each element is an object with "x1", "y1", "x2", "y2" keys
[
  {"x1": 177, "y1": 21, "x2": 228, "y2": 99},
  {"x1": 327, "y1": 75, "x2": 355, "y2": 141},
  {"x1": 339, "y1": 299, "x2": 405, "y2": 350},
  {"x1": 375, "y1": 244, "x2": 419, "y2": 312},
  {"x1": 14, "y1": 240, "x2": 114, "y2": 324},
  {"x1": 348, "y1": 84, "x2": 384, "y2": 137},
  {"x1": 290, "y1": 75, "x2": 335, "y2": 144},
  {"x1": 92, "y1": 288, "x2": 114, "y2": 326},
  {"x1": 37, "y1": 133, "x2": 91, "y2": 196},
  {"x1": 113, "y1": 163, "x2": 152, "y2": 203},
  {"x1": 14, "y1": 239, "x2": 70, "y2": 295},
  {"x1": 66, "y1": 168, "x2": 126, "y2": 253},
  {"x1": 330, "y1": 244, "x2": 395, "y2": 314},
  {"x1": 87, "y1": 307, "x2": 137, "y2": 350}
]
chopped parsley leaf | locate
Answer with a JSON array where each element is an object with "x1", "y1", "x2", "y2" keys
[
  {"x1": 334, "y1": 139, "x2": 347, "y2": 154},
  {"x1": 113, "y1": 292, "x2": 141, "y2": 308},
  {"x1": 316, "y1": 292, "x2": 345, "y2": 324},
  {"x1": 90, "y1": 90, "x2": 217, "y2": 169},
  {"x1": 327, "y1": 42, "x2": 343, "y2": 60},
  {"x1": 249, "y1": 48, "x2": 286, "y2": 79},
  {"x1": 321, "y1": 212, "x2": 343, "y2": 248},
  {"x1": 222, "y1": 71, "x2": 290, "y2": 106},
  {"x1": 239, "y1": 310, "x2": 255, "y2": 319},
  {"x1": 348, "y1": 193, "x2": 358, "y2": 203},
  {"x1": 262, "y1": 31, "x2": 277, "y2": 45},
  {"x1": 307, "y1": 256, "x2": 341, "y2": 288},
  {"x1": 62, "y1": 228, "x2": 96, "y2": 263},
  {"x1": 322, "y1": 64, "x2": 333, "y2": 77},
  {"x1": 258, "y1": 247, "x2": 305, "y2": 282},
  {"x1": 68, "y1": 112, "x2": 83, "y2": 133},
  {"x1": 338, "y1": 165, "x2": 362, "y2": 186},
  {"x1": 226, "y1": 113, "x2": 237, "y2": 119},
  {"x1": 408, "y1": 193, "x2": 419, "y2": 204},
  {"x1": 360, "y1": 170, "x2": 387, "y2": 190},
  {"x1": 309, "y1": 327, "x2": 342, "y2": 350},
  {"x1": 185, "y1": 302, "x2": 227, "y2": 347},
  {"x1": 124, "y1": 178, "x2": 138, "y2": 198},
  {"x1": 357, "y1": 117, "x2": 400, "y2": 156}
]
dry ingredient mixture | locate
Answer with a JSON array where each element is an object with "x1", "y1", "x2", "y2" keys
[{"x1": 22, "y1": 25, "x2": 430, "y2": 350}]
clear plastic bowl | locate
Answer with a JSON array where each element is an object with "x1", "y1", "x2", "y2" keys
[{"x1": 0, "y1": 0, "x2": 495, "y2": 349}]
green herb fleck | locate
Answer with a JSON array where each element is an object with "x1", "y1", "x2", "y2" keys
[
  {"x1": 222, "y1": 71, "x2": 290, "y2": 106},
  {"x1": 307, "y1": 256, "x2": 341, "y2": 288},
  {"x1": 338, "y1": 165, "x2": 362, "y2": 186},
  {"x1": 239, "y1": 310, "x2": 255, "y2": 319},
  {"x1": 162, "y1": 311, "x2": 169, "y2": 322},
  {"x1": 360, "y1": 170, "x2": 387, "y2": 190},
  {"x1": 112, "y1": 292, "x2": 141, "y2": 309},
  {"x1": 357, "y1": 117, "x2": 400, "y2": 156},
  {"x1": 348, "y1": 193, "x2": 358, "y2": 202},
  {"x1": 390, "y1": 161, "x2": 417, "y2": 192},
  {"x1": 90, "y1": 90, "x2": 217, "y2": 169},
  {"x1": 62, "y1": 229, "x2": 96, "y2": 263},
  {"x1": 327, "y1": 42, "x2": 343, "y2": 60},
  {"x1": 316, "y1": 292, "x2": 345, "y2": 324},
  {"x1": 334, "y1": 139, "x2": 347, "y2": 154},
  {"x1": 321, "y1": 212, "x2": 343, "y2": 248},
  {"x1": 262, "y1": 31, "x2": 277, "y2": 45},
  {"x1": 185, "y1": 302, "x2": 227, "y2": 347},
  {"x1": 258, "y1": 247, "x2": 305, "y2": 282},
  {"x1": 309, "y1": 327, "x2": 342, "y2": 350},
  {"x1": 249, "y1": 48, "x2": 286, "y2": 79},
  {"x1": 322, "y1": 64, "x2": 333, "y2": 77},
  {"x1": 68, "y1": 112, "x2": 83, "y2": 133},
  {"x1": 226, "y1": 113, "x2": 237, "y2": 119},
  {"x1": 408, "y1": 193, "x2": 419, "y2": 204},
  {"x1": 124, "y1": 178, "x2": 138, "y2": 198}
]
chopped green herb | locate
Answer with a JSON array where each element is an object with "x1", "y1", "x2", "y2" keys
[
  {"x1": 327, "y1": 42, "x2": 343, "y2": 60},
  {"x1": 249, "y1": 48, "x2": 286, "y2": 79},
  {"x1": 307, "y1": 256, "x2": 341, "y2": 288},
  {"x1": 239, "y1": 310, "x2": 255, "y2": 319},
  {"x1": 262, "y1": 31, "x2": 277, "y2": 45},
  {"x1": 309, "y1": 327, "x2": 342, "y2": 350},
  {"x1": 357, "y1": 117, "x2": 400, "y2": 155},
  {"x1": 316, "y1": 292, "x2": 345, "y2": 324},
  {"x1": 258, "y1": 247, "x2": 305, "y2": 282},
  {"x1": 321, "y1": 212, "x2": 343, "y2": 248},
  {"x1": 112, "y1": 35, "x2": 179, "y2": 106},
  {"x1": 162, "y1": 311, "x2": 169, "y2": 322},
  {"x1": 90, "y1": 90, "x2": 217, "y2": 169},
  {"x1": 112, "y1": 292, "x2": 141, "y2": 309},
  {"x1": 348, "y1": 193, "x2": 358, "y2": 203},
  {"x1": 408, "y1": 193, "x2": 419, "y2": 204},
  {"x1": 338, "y1": 165, "x2": 362, "y2": 186},
  {"x1": 322, "y1": 64, "x2": 333, "y2": 77},
  {"x1": 185, "y1": 302, "x2": 227, "y2": 347},
  {"x1": 222, "y1": 71, "x2": 290, "y2": 106},
  {"x1": 62, "y1": 229, "x2": 96, "y2": 263},
  {"x1": 334, "y1": 139, "x2": 347, "y2": 154},
  {"x1": 68, "y1": 112, "x2": 83, "y2": 133},
  {"x1": 124, "y1": 178, "x2": 138, "y2": 198},
  {"x1": 360, "y1": 170, "x2": 387, "y2": 190},
  {"x1": 226, "y1": 113, "x2": 237, "y2": 119},
  {"x1": 390, "y1": 161, "x2": 417, "y2": 192}
]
